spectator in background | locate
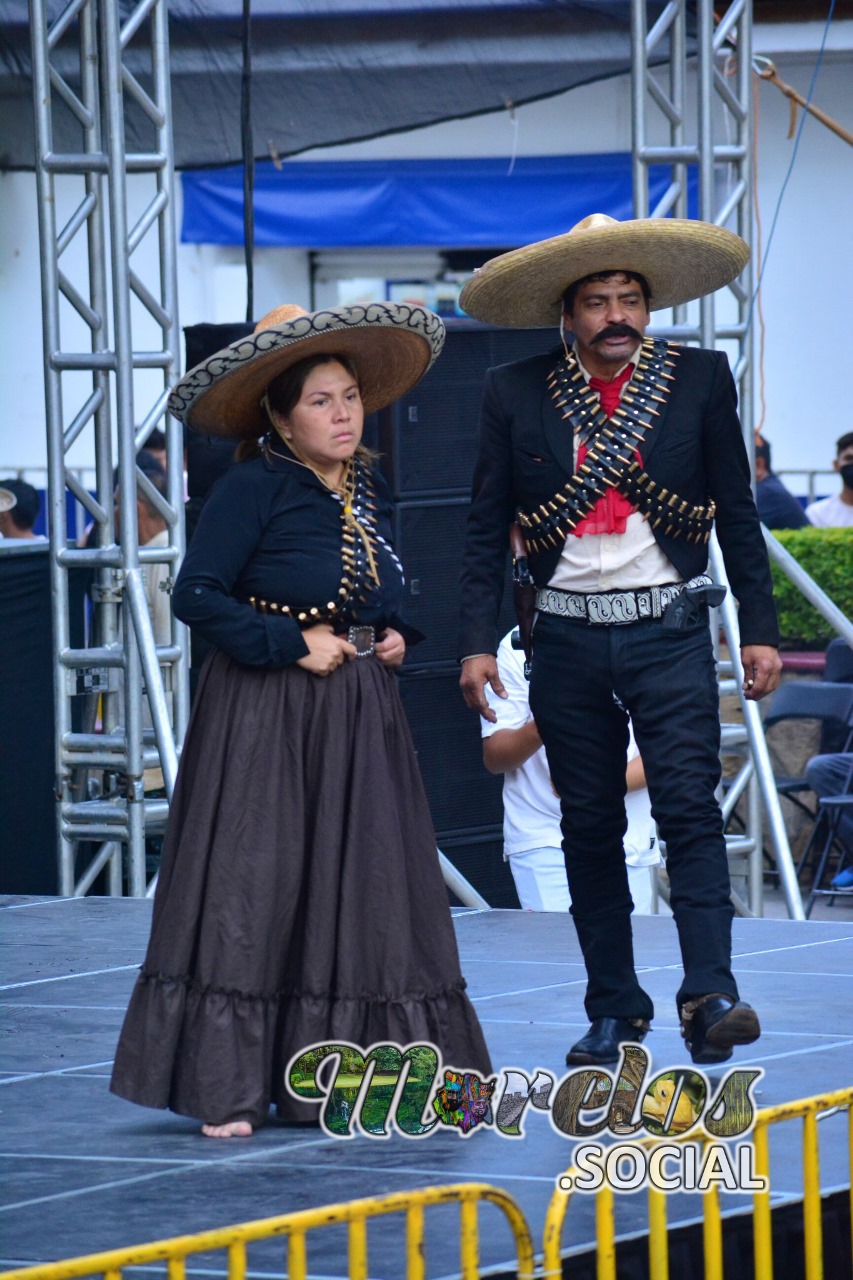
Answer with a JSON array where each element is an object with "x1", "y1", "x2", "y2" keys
[
  {"x1": 482, "y1": 629, "x2": 663, "y2": 914},
  {"x1": 114, "y1": 452, "x2": 172, "y2": 794},
  {"x1": 141, "y1": 427, "x2": 168, "y2": 473},
  {"x1": 82, "y1": 449, "x2": 170, "y2": 549},
  {"x1": 805, "y1": 432, "x2": 853, "y2": 527},
  {"x1": 113, "y1": 452, "x2": 171, "y2": 647},
  {"x1": 754, "y1": 437, "x2": 810, "y2": 530},
  {"x1": 805, "y1": 753, "x2": 853, "y2": 890},
  {"x1": 0, "y1": 486, "x2": 16, "y2": 537},
  {"x1": 142, "y1": 425, "x2": 190, "y2": 503},
  {"x1": 0, "y1": 479, "x2": 45, "y2": 540}
]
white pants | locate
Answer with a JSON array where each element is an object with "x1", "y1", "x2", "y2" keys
[{"x1": 509, "y1": 846, "x2": 665, "y2": 915}]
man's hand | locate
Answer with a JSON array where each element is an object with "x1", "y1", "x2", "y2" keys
[
  {"x1": 460, "y1": 654, "x2": 507, "y2": 723},
  {"x1": 740, "y1": 644, "x2": 782, "y2": 701}
]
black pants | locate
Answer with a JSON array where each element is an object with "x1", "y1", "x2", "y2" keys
[{"x1": 528, "y1": 609, "x2": 737, "y2": 1022}]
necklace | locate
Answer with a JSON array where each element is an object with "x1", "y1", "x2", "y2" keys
[{"x1": 261, "y1": 438, "x2": 384, "y2": 615}]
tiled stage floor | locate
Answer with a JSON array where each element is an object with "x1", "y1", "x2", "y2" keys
[{"x1": 1, "y1": 896, "x2": 852, "y2": 1277}]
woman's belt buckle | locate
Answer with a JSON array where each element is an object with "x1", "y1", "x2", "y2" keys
[{"x1": 348, "y1": 625, "x2": 375, "y2": 658}]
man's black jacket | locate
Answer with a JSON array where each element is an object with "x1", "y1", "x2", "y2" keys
[{"x1": 458, "y1": 344, "x2": 779, "y2": 657}]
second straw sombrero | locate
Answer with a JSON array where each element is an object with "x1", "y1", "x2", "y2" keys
[
  {"x1": 168, "y1": 302, "x2": 445, "y2": 439},
  {"x1": 459, "y1": 214, "x2": 750, "y2": 328}
]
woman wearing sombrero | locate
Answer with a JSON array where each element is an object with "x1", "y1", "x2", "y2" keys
[{"x1": 110, "y1": 302, "x2": 491, "y2": 1136}]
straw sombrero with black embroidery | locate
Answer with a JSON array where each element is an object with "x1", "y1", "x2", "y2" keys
[
  {"x1": 168, "y1": 302, "x2": 445, "y2": 438},
  {"x1": 459, "y1": 213, "x2": 750, "y2": 327}
]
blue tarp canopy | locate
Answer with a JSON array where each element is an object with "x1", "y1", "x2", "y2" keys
[{"x1": 182, "y1": 154, "x2": 699, "y2": 248}]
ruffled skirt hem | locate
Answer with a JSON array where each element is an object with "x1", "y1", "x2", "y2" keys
[{"x1": 111, "y1": 969, "x2": 490, "y2": 1126}]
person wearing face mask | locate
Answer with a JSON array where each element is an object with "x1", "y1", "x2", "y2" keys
[
  {"x1": 110, "y1": 303, "x2": 491, "y2": 1138},
  {"x1": 805, "y1": 433, "x2": 853, "y2": 527}
]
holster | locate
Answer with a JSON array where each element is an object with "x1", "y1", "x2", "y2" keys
[
  {"x1": 509, "y1": 522, "x2": 536, "y2": 678},
  {"x1": 661, "y1": 582, "x2": 727, "y2": 632}
]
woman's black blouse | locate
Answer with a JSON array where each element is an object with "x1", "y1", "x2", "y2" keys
[{"x1": 172, "y1": 450, "x2": 412, "y2": 667}]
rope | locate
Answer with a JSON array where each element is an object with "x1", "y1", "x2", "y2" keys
[{"x1": 745, "y1": 0, "x2": 838, "y2": 340}]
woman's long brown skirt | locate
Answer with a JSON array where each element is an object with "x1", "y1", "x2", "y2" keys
[{"x1": 110, "y1": 651, "x2": 491, "y2": 1127}]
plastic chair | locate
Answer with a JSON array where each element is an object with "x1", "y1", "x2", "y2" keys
[
  {"x1": 802, "y1": 755, "x2": 853, "y2": 917},
  {"x1": 762, "y1": 682, "x2": 853, "y2": 824},
  {"x1": 824, "y1": 637, "x2": 853, "y2": 684}
]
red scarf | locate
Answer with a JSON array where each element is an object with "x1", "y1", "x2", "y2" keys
[{"x1": 572, "y1": 363, "x2": 640, "y2": 536}]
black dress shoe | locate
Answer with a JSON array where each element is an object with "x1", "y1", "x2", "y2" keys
[
  {"x1": 565, "y1": 1017, "x2": 650, "y2": 1066},
  {"x1": 681, "y1": 995, "x2": 760, "y2": 1065}
]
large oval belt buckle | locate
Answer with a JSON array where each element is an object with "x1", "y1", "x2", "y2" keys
[{"x1": 348, "y1": 625, "x2": 375, "y2": 658}]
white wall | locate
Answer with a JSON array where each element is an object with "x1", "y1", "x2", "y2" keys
[{"x1": 2, "y1": 20, "x2": 851, "y2": 493}]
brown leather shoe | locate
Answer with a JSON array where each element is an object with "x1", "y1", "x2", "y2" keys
[{"x1": 680, "y1": 995, "x2": 760, "y2": 1065}]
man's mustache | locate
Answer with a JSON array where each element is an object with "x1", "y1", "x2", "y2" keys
[{"x1": 592, "y1": 324, "x2": 643, "y2": 344}]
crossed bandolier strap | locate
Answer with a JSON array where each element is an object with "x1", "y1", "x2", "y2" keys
[
  {"x1": 517, "y1": 337, "x2": 717, "y2": 554},
  {"x1": 248, "y1": 454, "x2": 388, "y2": 624}
]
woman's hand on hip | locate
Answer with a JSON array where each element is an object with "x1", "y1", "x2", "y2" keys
[
  {"x1": 375, "y1": 627, "x2": 406, "y2": 668},
  {"x1": 296, "y1": 624, "x2": 356, "y2": 676}
]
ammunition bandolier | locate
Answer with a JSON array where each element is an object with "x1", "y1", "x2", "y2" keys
[{"x1": 517, "y1": 338, "x2": 716, "y2": 552}]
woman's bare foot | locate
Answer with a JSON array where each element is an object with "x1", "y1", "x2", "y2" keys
[{"x1": 201, "y1": 1120, "x2": 253, "y2": 1138}]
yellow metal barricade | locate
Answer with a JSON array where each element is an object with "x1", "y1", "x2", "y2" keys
[
  {"x1": 543, "y1": 1085, "x2": 853, "y2": 1280},
  {"x1": 0, "y1": 1182, "x2": 535, "y2": 1280},
  {"x1": 4, "y1": 1090, "x2": 850, "y2": 1280}
]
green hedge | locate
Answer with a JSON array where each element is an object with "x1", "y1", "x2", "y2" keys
[{"x1": 768, "y1": 527, "x2": 853, "y2": 650}]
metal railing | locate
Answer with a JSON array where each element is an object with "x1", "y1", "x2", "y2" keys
[
  {"x1": 710, "y1": 535, "x2": 804, "y2": 920},
  {"x1": 0, "y1": 1183, "x2": 536, "y2": 1280},
  {"x1": 543, "y1": 1085, "x2": 853, "y2": 1280},
  {"x1": 1, "y1": 1091, "x2": 850, "y2": 1280}
]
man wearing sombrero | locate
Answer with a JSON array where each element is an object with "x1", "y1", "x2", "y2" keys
[{"x1": 458, "y1": 214, "x2": 781, "y2": 1068}]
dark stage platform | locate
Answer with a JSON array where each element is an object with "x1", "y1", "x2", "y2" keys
[{"x1": 2, "y1": 897, "x2": 852, "y2": 1278}]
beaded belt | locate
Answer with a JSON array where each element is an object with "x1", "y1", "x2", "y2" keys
[
  {"x1": 535, "y1": 575, "x2": 714, "y2": 626},
  {"x1": 246, "y1": 597, "x2": 376, "y2": 655}
]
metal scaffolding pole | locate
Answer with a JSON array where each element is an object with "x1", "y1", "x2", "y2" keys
[
  {"x1": 631, "y1": 0, "x2": 806, "y2": 919},
  {"x1": 29, "y1": 0, "x2": 187, "y2": 897},
  {"x1": 631, "y1": 0, "x2": 753, "y2": 382}
]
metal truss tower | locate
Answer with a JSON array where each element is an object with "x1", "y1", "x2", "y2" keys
[
  {"x1": 632, "y1": 0, "x2": 754, "y2": 402},
  {"x1": 29, "y1": 0, "x2": 188, "y2": 897},
  {"x1": 631, "y1": 0, "x2": 805, "y2": 919}
]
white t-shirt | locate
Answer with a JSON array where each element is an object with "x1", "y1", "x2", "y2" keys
[
  {"x1": 142, "y1": 528, "x2": 173, "y2": 646},
  {"x1": 482, "y1": 632, "x2": 658, "y2": 866},
  {"x1": 804, "y1": 493, "x2": 853, "y2": 528}
]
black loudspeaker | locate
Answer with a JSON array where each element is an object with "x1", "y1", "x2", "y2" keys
[
  {"x1": 397, "y1": 666, "x2": 519, "y2": 909},
  {"x1": 378, "y1": 322, "x2": 556, "y2": 498},
  {"x1": 0, "y1": 549, "x2": 88, "y2": 894},
  {"x1": 384, "y1": 324, "x2": 553, "y2": 667},
  {"x1": 183, "y1": 323, "x2": 253, "y2": 500},
  {"x1": 378, "y1": 324, "x2": 554, "y2": 905},
  {"x1": 395, "y1": 498, "x2": 516, "y2": 667}
]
